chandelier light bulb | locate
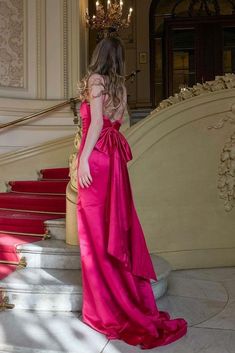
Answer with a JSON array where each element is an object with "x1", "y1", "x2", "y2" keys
[
  {"x1": 127, "y1": 7, "x2": 133, "y2": 22},
  {"x1": 86, "y1": 0, "x2": 133, "y2": 38}
]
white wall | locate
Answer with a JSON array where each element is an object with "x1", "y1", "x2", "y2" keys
[
  {"x1": 0, "y1": 0, "x2": 88, "y2": 99},
  {"x1": 0, "y1": 98, "x2": 77, "y2": 154},
  {"x1": 0, "y1": 0, "x2": 88, "y2": 154}
]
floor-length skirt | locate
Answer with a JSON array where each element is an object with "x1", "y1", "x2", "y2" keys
[{"x1": 76, "y1": 139, "x2": 187, "y2": 349}]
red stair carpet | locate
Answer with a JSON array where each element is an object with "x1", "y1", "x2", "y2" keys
[{"x1": 0, "y1": 167, "x2": 70, "y2": 280}]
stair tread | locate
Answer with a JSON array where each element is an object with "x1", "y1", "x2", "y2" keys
[
  {"x1": 0, "y1": 255, "x2": 168, "y2": 289},
  {"x1": 9, "y1": 180, "x2": 68, "y2": 184},
  {"x1": 40, "y1": 168, "x2": 69, "y2": 172},
  {"x1": 1, "y1": 267, "x2": 83, "y2": 290},
  {"x1": 0, "y1": 211, "x2": 64, "y2": 236},
  {"x1": 8, "y1": 180, "x2": 68, "y2": 195},
  {"x1": 0, "y1": 193, "x2": 65, "y2": 200},
  {"x1": 40, "y1": 178, "x2": 70, "y2": 181},
  {"x1": 44, "y1": 218, "x2": 65, "y2": 225},
  {"x1": 0, "y1": 193, "x2": 66, "y2": 213},
  {"x1": 0, "y1": 255, "x2": 170, "y2": 312},
  {"x1": 40, "y1": 168, "x2": 70, "y2": 180},
  {"x1": 16, "y1": 239, "x2": 80, "y2": 254},
  {"x1": 8, "y1": 180, "x2": 68, "y2": 194},
  {"x1": 0, "y1": 209, "x2": 63, "y2": 220}
]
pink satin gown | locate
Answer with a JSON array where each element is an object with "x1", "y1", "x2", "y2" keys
[{"x1": 76, "y1": 100, "x2": 188, "y2": 349}]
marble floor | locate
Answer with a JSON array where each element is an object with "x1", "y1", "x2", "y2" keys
[{"x1": 0, "y1": 266, "x2": 235, "y2": 353}]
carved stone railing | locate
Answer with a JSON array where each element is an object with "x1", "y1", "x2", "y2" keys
[
  {"x1": 151, "y1": 73, "x2": 235, "y2": 212},
  {"x1": 151, "y1": 73, "x2": 235, "y2": 114},
  {"x1": 208, "y1": 105, "x2": 235, "y2": 212},
  {"x1": 68, "y1": 122, "x2": 81, "y2": 192}
]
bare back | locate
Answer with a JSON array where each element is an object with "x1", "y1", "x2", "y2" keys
[
  {"x1": 88, "y1": 74, "x2": 127, "y2": 122},
  {"x1": 102, "y1": 85, "x2": 127, "y2": 122}
]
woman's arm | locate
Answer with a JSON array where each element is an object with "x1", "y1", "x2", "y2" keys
[{"x1": 78, "y1": 74, "x2": 104, "y2": 188}]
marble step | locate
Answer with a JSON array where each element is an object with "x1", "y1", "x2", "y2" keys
[
  {"x1": 16, "y1": 239, "x2": 80, "y2": 269},
  {"x1": 0, "y1": 310, "x2": 107, "y2": 353},
  {"x1": 45, "y1": 218, "x2": 66, "y2": 240},
  {"x1": 1, "y1": 255, "x2": 171, "y2": 311}
]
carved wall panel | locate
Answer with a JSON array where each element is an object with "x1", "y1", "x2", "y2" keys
[
  {"x1": 0, "y1": 0, "x2": 25, "y2": 88},
  {"x1": 0, "y1": 0, "x2": 87, "y2": 99}
]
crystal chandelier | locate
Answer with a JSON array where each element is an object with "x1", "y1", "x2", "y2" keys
[{"x1": 85, "y1": 1, "x2": 133, "y2": 39}]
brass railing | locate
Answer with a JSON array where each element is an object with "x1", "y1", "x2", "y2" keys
[
  {"x1": 0, "y1": 97, "x2": 80, "y2": 130},
  {"x1": 0, "y1": 70, "x2": 140, "y2": 130}
]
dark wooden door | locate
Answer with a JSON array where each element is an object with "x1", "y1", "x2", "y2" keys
[
  {"x1": 196, "y1": 22, "x2": 223, "y2": 82},
  {"x1": 163, "y1": 15, "x2": 235, "y2": 97}
]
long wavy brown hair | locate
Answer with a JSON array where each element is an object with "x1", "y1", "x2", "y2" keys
[{"x1": 77, "y1": 36, "x2": 127, "y2": 119}]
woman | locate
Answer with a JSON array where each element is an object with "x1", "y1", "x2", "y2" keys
[{"x1": 76, "y1": 36, "x2": 188, "y2": 349}]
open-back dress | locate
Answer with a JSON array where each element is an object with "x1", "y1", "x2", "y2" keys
[{"x1": 76, "y1": 100, "x2": 188, "y2": 349}]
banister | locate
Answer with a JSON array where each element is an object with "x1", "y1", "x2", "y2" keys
[
  {"x1": 0, "y1": 70, "x2": 140, "y2": 131},
  {"x1": 0, "y1": 97, "x2": 80, "y2": 130}
]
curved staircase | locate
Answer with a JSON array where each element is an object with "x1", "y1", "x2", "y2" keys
[
  {"x1": 0, "y1": 167, "x2": 69, "y2": 280},
  {"x1": 0, "y1": 167, "x2": 171, "y2": 312}
]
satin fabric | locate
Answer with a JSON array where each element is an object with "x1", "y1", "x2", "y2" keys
[{"x1": 76, "y1": 101, "x2": 188, "y2": 349}]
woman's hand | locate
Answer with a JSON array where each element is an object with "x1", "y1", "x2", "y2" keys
[{"x1": 78, "y1": 156, "x2": 93, "y2": 188}]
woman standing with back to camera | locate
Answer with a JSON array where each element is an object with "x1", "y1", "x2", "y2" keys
[{"x1": 76, "y1": 35, "x2": 188, "y2": 349}]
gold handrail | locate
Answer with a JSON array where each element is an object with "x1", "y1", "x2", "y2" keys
[
  {"x1": 0, "y1": 70, "x2": 140, "y2": 130},
  {"x1": 0, "y1": 97, "x2": 80, "y2": 130}
]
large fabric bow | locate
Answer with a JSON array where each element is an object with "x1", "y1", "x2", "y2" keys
[{"x1": 94, "y1": 124, "x2": 157, "y2": 282}]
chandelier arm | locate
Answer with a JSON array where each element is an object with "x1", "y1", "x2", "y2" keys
[{"x1": 86, "y1": 0, "x2": 133, "y2": 39}]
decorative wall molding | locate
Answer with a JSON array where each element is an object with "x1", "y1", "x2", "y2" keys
[
  {"x1": 0, "y1": 0, "x2": 87, "y2": 99},
  {"x1": 151, "y1": 73, "x2": 235, "y2": 114},
  {"x1": 0, "y1": 0, "x2": 93, "y2": 100},
  {"x1": 0, "y1": 0, "x2": 25, "y2": 88},
  {"x1": 67, "y1": 0, "x2": 89, "y2": 98},
  {"x1": 0, "y1": 0, "x2": 37, "y2": 98},
  {"x1": 62, "y1": 0, "x2": 68, "y2": 98},
  {"x1": 36, "y1": 0, "x2": 46, "y2": 99},
  {"x1": 218, "y1": 130, "x2": 235, "y2": 212},
  {"x1": 208, "y1": 106, "x2": 235, "y2": 212},
  {"x1": 36, "y1": 0, "x2": 70, "y2": 99}
]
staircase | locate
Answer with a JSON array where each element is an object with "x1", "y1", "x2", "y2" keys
[
  {"x1": 130, "y1": 108, "x2": 153, "y2": 126},
  {"x1": 0, "y1": 167, "x2": 69, "y2": 280},
  {"x1": 0, "y1": 167, "x2": 171, "y2": 312}
]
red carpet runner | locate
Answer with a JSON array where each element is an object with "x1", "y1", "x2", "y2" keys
[{"x1": 0, "y1": 167, "x2": 70, "y2": 280}]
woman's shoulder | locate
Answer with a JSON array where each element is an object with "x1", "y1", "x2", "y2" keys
[
  {"x1": 88, "y1": 73, "x2": 106, "y2": 87},
  {"x1": 87, "y1": 73, "x2": 107, "y2": 102}
]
